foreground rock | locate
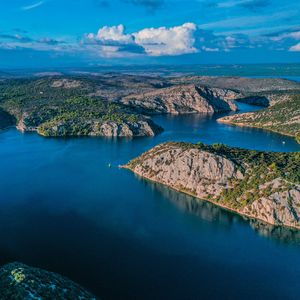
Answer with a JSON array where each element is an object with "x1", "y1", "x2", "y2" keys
[
  {"x1": 125, "y1": 142, "x2": 300, "y2": 229},
  {"x1": 122, "y1": 84, "x2": 239, "y2": 114},
  {"x1": 0, "y1": 262, "x2": 97, "y2": 299}
]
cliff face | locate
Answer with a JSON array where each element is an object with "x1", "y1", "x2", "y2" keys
[
  {"x1": 121, "y1": 84, "x2": 239, "y2": 114},
  {"x1": 125, "y1": 142, "x2": 300, "y2": 229},
  {"x1": 241, "y1": 182, "x2": 300, "y2": 227},
  {"x1": 0, "y1": 262, "x2": 97, "y2": 299}
]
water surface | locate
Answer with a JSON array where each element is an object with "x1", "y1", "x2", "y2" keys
[{"x1": 0, "y1": 104, "x2": 300, "y2": 299}]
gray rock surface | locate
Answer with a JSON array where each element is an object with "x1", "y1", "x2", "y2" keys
[
  {"x1": 37, "y1": 119, "x2": 162, "y2": 137},
  {"x1": 127, "y1": 143, "x2": 243, "y2": 198},
  {"x1": 122, "y1": 84, "x2": 239, "y2": 114},
  {"x1": 17, "y1": 114, "x2": 163, "y2": 137},
  {"x1": 241, "y1": 184, "x2": 300, "y2": 228}
]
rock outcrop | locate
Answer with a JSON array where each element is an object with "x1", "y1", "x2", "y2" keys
[
  {"x1": 241, "y1": 183, "x2": 300, "y2": 227},
  {"x1": 121, "y1": 84, "x2": 239, "y2": 114},
  {"x1": 51, "y1": 79, "x2": 82, "y2": 89},
  {"x1": 0, "y1": 262, "x2": 97, "y2": 299},
  {"x1": 37, "y1": 118, "x2": 163, "y2": 137},
  {"x1": 17, "y1": 113, "x2": 163, "y2": 137},
  {"x1": 126, "y1": 143, "x2": 243, "y2": 198},
  {"x1": 125, "y1": 142, "x2": 300, "y2": 229}
]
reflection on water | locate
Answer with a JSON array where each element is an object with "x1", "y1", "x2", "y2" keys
[
  {"x1": 151, "y1": 180, "x2": 239, "y2": 225},
  {"x1": 143, "y1": 179, "x2": 300, "y2": 245},
  {"x1": 249, "y1": 220, "x2": 300, "y2": 245}
]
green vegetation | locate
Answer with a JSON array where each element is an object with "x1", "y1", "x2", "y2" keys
[
  {"x1": 223, "y1": 94, "x2": 300, "y2": 142},
  {"x1": 131, "y1": 141, "x2": 300, "y2": 209},
  {"x1": 0, "y1": 107, "x2": 15, "y2": 129},
  {"x1": 196, "y1": 142, "x2": 299, "y2": 208},
  {"x1": 0, "y1": 77, "x2": 148, "y2": 136}
]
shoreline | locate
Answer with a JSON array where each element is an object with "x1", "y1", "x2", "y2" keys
[
  {"x1": 217, "y1": 117, "x2": 297, "y2": 140},
  {"x1": 122, "y1": 165, "x2": 300, "y2": 231}
]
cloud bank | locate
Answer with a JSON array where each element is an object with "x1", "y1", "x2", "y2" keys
[
  {"x1": 1, "y1": 21, "x2": 300, "y2": 60},
  {"x1": 86, "y1": 23, "x2": 198, "y2": 56}
]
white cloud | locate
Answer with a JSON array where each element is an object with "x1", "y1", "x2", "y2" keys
[
  {"x1": 271, "y1": 31, "x2": 300, "y2": 42},
  {"x1": 87, "y1": 25, "x2": 134, "y2": 44},
  {"x1": 289, "y1": 43, "x2": 300, "y2": 52},
  {"x1": 201, "y1": 46, "x2": 219, "y2": 52},
  {"x1": 21, "y1": 1, "x2": 45, "y2": 11},
  {"x1": 133, "y1": 23, "x2": 197, "y2": 56},
  {"x1": 86, "y1": 22, "x2": 198, "y2": 56}
]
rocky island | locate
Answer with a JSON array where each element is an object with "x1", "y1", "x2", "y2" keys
[{"x1": 125, "y1": 142, "x2": 300, "y2": 229}]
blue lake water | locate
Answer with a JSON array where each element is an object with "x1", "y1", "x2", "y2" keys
[{"x1": 0, "y1": 103, "x2": 300, "y2": 299}]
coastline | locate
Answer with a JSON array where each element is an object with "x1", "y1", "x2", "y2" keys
[
  {"x1": 122, "y1": 165, "x2": 300, "y2": 231},
  {"x1": 217, "y1": 117, "x2": 297, "y2": 140}
]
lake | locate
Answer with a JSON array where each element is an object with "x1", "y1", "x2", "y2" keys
[{"x1": 0, "y1": 103, "x2": 300, "y2": 299}]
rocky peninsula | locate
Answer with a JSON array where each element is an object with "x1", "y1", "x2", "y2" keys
[
  {"x1": 125, "y1": 142, "x2": 300, "y2": 229},
  {"x1": 218, "y1": 94, "x2": 300, "y2": 143}
]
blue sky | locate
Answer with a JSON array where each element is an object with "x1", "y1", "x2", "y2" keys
[{"x1": 0, "y1": 0, "x2": 299, "y2": 67}]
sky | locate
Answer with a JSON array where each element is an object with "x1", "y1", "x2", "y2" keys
[{"x1": 0, "y1": 0, "x2": 299, "y2": 67}]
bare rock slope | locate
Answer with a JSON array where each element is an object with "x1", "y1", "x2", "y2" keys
[
  {"x1": 122, "y1": 84, "x2": 239, "y2": 114},
  {"x1": 125, "y1": 142, "x2": 300, "y2": 229}
]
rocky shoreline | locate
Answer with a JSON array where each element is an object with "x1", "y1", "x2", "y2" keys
[
  {"x1": 218, "y1": 94, "x2": 300, "y2": 143},
  {"x1": 124, "y1": 142, "x2": 300, "y2": 229},
  {"x1": 218, "y1": 117, "x2": 296, "y2": 138}
]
